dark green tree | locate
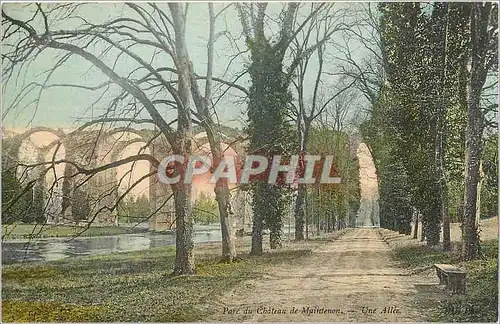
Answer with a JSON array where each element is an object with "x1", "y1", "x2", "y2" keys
[
  {"x1": 246, "y1": 35, "x2": 296, "y2": 250},
  {"x1": 360, "y1": 87, "x2": 413, "y2": 234},
  {"x1": 118, "y1": 194, "x2": 150, "y2": 223},
  {"x1": 71, "y1": 187, "x2": 91, "y2": 223},
  {"x1": 236, "y1": 3, "x2": 337, "y2": 252},
  {"x1": 480, "y1": 135, "x2": 498, "y2": 218},
  {"x1": 1, "y1": 169, "x2": 34, "y2": 224}
]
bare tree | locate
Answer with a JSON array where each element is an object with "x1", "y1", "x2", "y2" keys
[
  {"x1": 333, "y1": 3, "x2": 385, "y2": 107},
  {"x1": 188, "y1": 3, "x2": 246, "y2": 262},
  {"x1": 2, "y1": 3, "x2": 247, "y2": 273}
]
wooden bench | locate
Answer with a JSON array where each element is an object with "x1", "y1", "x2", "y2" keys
[{"x1": 434, "y1": 264, "x2": 466, "y2": 294}]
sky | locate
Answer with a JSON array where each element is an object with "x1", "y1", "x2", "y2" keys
[{"x1": 2, "y1": 2, "x2": 372, "y2": 131}]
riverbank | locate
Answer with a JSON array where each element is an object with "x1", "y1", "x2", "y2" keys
[
  {"x1": 381, "y1": 228, "x2": 498, "y2": 322},
  {"x1": 2, "y1": 231, "x2": 347, "y2": 322},
  {"x1": 2, "y1": 224, "x2": 150, "y2": 240}
]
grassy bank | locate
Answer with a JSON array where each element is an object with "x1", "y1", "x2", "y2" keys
[
  {"x1": 2, "y1": 224, "x2": 148, "y2": 240},
  {"x1": 2, "y1": 243, "x2": 312, "y2": 322},
  {"x1": 392, "y1": 239, "x2": 498, "y2": 322}
]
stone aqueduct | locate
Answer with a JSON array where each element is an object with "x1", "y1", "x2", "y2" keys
[{"x1": 2, "y1": 126, "x2": 253, "y2": 231}]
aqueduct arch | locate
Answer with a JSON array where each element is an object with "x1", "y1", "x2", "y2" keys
[{"x1": 2, "y1": 126, "x2": 252, "y2": 229}]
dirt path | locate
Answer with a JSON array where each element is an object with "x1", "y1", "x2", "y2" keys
[{"x1": 209, "y1": 228, "x2": 432, "y2": 322}]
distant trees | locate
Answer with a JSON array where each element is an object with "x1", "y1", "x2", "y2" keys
[
  {"x1": 305, "y1": 128, "x2": 360, "y2": 235},
  {"x1": 360, "y1": 87, "x2": 414, "y2": 235},
  {"x1": 193, "y1": 193, "x2": 220, "y2": 225},
  {"x1": 288, "y1": 5, "x2": 358, "y2": 240},
  {"x1": 362, "y1": 3, "x2": 438, "y2": 241},
  {"x1": 377, "y1": 157, "x2": 412, "y2": 234},
  {"x1": 117, "y1": 195, "x2": 150, "y2": 224}
]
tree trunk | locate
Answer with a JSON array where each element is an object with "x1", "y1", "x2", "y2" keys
[
  {"x1": 268, "y1": 186, "x2": 283, "y2": 249},
  {"x1": 202, "y1": 122, "x2": 238, "y2": 261},
  {"x1": 412, "y1": 211, "x2": 418, "y2": 239},
  {"x1": 294, "y1": 127, "x2": 308, "y2": 240},
  {"x1": 475, "y1": 159, "x2": 484, "y2": 225},
  {"x1": 461, "y1": 2, "x2": 492, "y2": 261},
  {"x1": 315, "y1": 183, "x2": 320, "y2": 235},
  {"x1": 172, "y1": 182, "x2": 195, "y2": 275},
  {"x1": 311, "y1": 186, "x2": 316, "y2": 236},
  {"x1": 214, "y1": 177, "x2": 237, "y2": 262},
  {"x1": 326, "y1": 208, "x2": 331, "y2": 233},
  {"x1": 442, "y1": 189, "x2": 451, "y2": 250},
  {"x1": 185, "y1": 3, "x2": 238, "y2": 262},
  {"x1": 438, "y1": 3, "x2": 451, "y2": 251},
  {"x1": 305, "y1": 188, "x2": 309, "y2": 240},
  {"x1": 169, "y1": 3, "x2": 196, "y2": 275},
  {"x1": 333, "y1": 210, "x2": 337, "y2": 232},
  {"x1": 461, "y1": 79, "x2": 484, "y2": 261},
  {"x1": 420, "y1": 216, "x2": 425, "y2": 242},
  {"x1": 250, "y1": 219, "x2": 264, "y2": 255},
  {"x1": 250, "y1": 182, "x2": 265, "y2": 255},
  {"x1": 294, "y1": 184, "x2": 306, "y2": 240}
]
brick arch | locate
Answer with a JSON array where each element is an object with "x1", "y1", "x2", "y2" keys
[
  {"x1": 101, "y1": 127, "x2": 152, "y2": 144},
  {"x1": 111, "y1": 138, "x2": 152, "y2": 192},
  {"x1": 6, "y1": 127, "x2": 66, "y2": 165},
  {"x1": 107, "y1": 135, "x2": 174, "y2": 230},
  {"x1": 15, "y1": 127, "x2": 66, "y2": 143},
  {"x1": 191, "y1": 131, "x2": 246, "y2": 158},
  {"x1": 110, "y1": 138, "x2": 150, "y2": 161},
  {"x1": 93, "y1": 129, "x2": 155, "y2": 226}
]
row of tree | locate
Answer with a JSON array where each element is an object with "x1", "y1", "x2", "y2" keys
[{"x1": 360, "y1": 2, "x2": 497, "y2": 260}]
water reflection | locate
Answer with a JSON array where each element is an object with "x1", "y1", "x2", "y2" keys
[
  {"x1": 2, "y1": 225, "x2": 221, "y2": 264},
  {"x1": 2, "y1": 224, "x2": 295, "y2": 264}
]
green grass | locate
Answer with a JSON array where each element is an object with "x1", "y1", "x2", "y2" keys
[
  {"x1": 392, "y1": 239, "x2": 498, "y2": 322},
  {"x1": 2, "y1": 301, "x2": 106, "y2": 322},
  {"x1": 481, "y1": 239, "x2": 499, "y2": 259},
  {"x1": 431, "y1": 240, "x2": 499, "y2": 322},
  {"x1": 2, "y1": 224, "x2": 147, "y2": 240},
  {"x1": 393, "y1": 244, "x2": 451, "y2": 269},
  {"x1": 2, "y1": 245, "x2": 312, "y2": 322}
]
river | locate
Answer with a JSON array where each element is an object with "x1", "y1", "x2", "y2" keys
[{"x1": 2, "y1": 224, "x2": 295, "y2": 264}]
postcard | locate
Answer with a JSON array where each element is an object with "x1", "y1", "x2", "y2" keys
[{"x1": 2, "y1": 2, "x2": 498, "y2": 323}]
